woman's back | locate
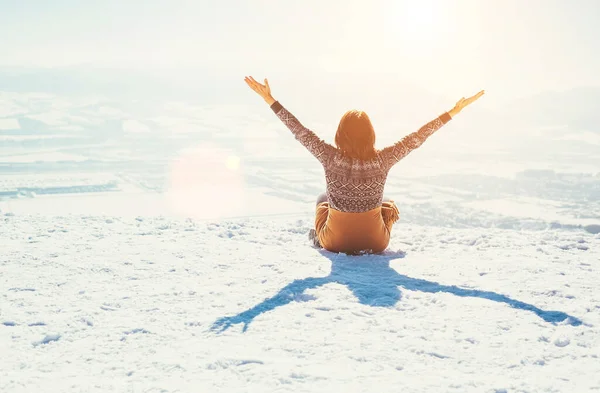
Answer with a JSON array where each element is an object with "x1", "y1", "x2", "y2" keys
[
  {"x1": 270, "y1": 100, "x2": 451, "y2": 213},
  {"x1": 324, "y1": 153, "x2": 389, "y2": 213}
]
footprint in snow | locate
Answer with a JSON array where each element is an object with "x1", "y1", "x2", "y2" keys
[{"x1": 33, "y1": 334, "x2": 61, "y2": 347}]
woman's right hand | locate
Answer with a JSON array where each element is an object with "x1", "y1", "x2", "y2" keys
[
  {"x1": 244, "y1": 76, "x2": 276, "y2": 106},
  {"x1": 449, "y1": 90, "x2": 485, "y2": 117}
]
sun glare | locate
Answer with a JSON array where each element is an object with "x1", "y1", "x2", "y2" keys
[
  {"x1": 225, "y1": 155, "x2": 241, "y2": 171},
  {"x1": 166, "y1": 145, "x2": 245, "y2": 220},
  {"x1": 387, "y1": 0, "x2": 445, "y2": 50}
]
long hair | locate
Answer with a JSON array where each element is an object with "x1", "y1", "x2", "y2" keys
[{"x1": 334, "y1": 109, "x2": 377, "y2": 160}]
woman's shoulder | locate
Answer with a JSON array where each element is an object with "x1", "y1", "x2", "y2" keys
[{"x1": 328, "y1": 153, "x2": 385, "y2": 170}]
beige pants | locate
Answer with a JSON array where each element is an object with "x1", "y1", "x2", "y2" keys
[{"x1": 315, "y1": 201, "x2": 400, "y2": 254}]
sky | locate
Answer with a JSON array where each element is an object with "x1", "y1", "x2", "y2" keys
[{"x1": 0, "y1": 0, "x2": 599, "y2": 102}]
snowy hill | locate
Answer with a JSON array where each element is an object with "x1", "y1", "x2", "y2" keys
[
  {"x1": 1, "y1": 76, "x2": 600, "y2": 392},
  {"x1": 2, "y1": 213, "x2": 598, "y2": 392}
]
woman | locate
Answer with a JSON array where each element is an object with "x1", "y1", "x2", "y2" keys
[{"x1": 245, "y1": 76, "x2": 484, "y2": 254}]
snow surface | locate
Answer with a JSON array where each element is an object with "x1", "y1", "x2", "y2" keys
[{"x1": 1, "y1": 90, "x2": 600, "y2": 392}]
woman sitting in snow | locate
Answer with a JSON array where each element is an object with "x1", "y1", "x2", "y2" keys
[{"x1": 244, "y1": 76, "x2": 484, "y2": 254}]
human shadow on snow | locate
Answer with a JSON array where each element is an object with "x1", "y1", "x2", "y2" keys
[{"x1": 211, "y1": 250, "x2": 582, "y2": 333}]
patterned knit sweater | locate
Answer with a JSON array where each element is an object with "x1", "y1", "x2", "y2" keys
[{"x1": 271, "y1": 101, "x2": 452, "y2": 213}]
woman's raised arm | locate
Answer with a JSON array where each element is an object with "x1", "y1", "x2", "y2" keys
[
  {"x1": 378, "y1": 90, "x2": 485, "y2": 169},
  {"x1": 244, "y1": 76, "x2": 277, "y2": 106},
  {"x1": 244, "y1": 76, "x2": 336, "y2": 166}
]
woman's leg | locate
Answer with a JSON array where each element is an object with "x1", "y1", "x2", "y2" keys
[
  {"x1": 381, "y1": 199, "x2": 400, "y2": 230},
  {"x1": 310, "y1": 192, "x2": 329, "y2": 248}
]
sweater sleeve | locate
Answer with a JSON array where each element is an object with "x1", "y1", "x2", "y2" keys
[
  {"x1": 377, "y1": 112, "x2": 452, "y2": 170},
  {"x1": 270, "y1": 101, "x2": 336, "y2": 166}
]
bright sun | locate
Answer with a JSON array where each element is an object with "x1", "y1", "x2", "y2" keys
[{"x1": 387, "y1": 0, "x2": 444, "y2": 48}]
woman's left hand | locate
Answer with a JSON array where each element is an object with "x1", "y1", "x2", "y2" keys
[
  {"x1": 244, "y1": 76, "x2": 276, "y2": 105},
  {"x1": 449, "y1": 90, "x2": 485, "y2": 117}
]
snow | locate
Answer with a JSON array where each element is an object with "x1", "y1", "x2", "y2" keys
[
  {"x1": 1, "y1": 89, "x2": 600, "y2": 392},
  {"x1": 2, "y1": 215, "x2": 598, "y2": 392}
]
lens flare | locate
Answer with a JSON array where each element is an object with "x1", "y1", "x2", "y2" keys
[
  {"x1": 225, "y1": 155, "x2": 240, "y2": 171},
  {"x1": 166, "y1": 144, "x2": 245, "y2": 219}
]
